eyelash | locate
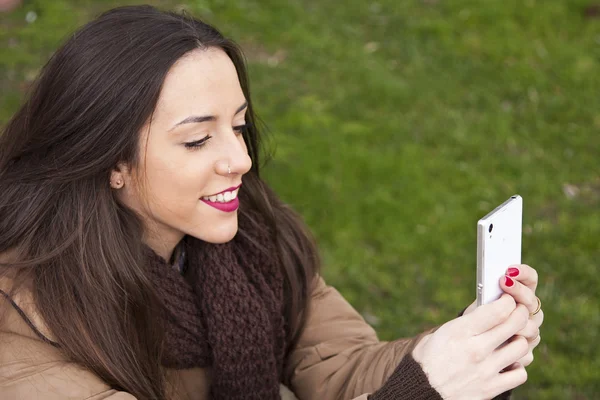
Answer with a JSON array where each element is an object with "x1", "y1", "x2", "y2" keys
[{"x1": 184, "y1": 123, "x2": 252, "y2": 150}]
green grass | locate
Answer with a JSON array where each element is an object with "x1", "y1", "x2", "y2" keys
[{"x1": 2, "y1": 0, "x2": 599, "y2": 398}]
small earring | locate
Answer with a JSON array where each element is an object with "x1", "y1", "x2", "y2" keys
[{"x1": 227, "y1": 165, "x2": 231, "y2": 175}]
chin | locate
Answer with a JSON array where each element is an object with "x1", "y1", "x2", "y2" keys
[{"x1": 192, "y1": 218, "x2": 239, "y2": 244}]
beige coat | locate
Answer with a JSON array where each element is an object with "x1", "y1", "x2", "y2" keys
[{"x1": 0, "y1": 276, "x2": 432, "y2": 400}]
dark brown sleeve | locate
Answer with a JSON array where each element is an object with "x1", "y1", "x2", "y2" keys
[{"x1": 367, "y1": 354, "x2": 443, "y2": 400}]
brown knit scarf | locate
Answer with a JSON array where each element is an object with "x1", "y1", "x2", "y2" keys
[{"x1": 147, "y1": 213, "x2": 286, "y2": 400}]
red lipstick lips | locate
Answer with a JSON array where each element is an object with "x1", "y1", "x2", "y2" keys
[{"x1": 200, "y1": 184, "x2": 241, "y2": 213}]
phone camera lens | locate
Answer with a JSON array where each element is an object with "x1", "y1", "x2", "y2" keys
[{"x1": 489, "y1": 224, "x2": 493, "y2": 233}]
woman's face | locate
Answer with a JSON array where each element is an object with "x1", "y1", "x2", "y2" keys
[{"x1": 116, "y1": 48, "x2": 252, "y2": 259}]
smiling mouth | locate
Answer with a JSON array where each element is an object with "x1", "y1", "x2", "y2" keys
[
  {"x1": 201, "y1": 184, "x2": 242, "y2": 203},
  {"x1": 200, "y1": 186, "x2": 240, "y2": 213},
  {"x1": 201, "y1": 188, "x2": 240, "y2": 203}
]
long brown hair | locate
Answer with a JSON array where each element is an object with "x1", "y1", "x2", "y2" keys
[{"x1": 0, "y1": 5, "x2": 319, "y2": 398}]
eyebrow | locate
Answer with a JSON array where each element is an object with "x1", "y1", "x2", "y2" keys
[{"x1": 169, "y1": 101, "x2": 248, "y2": 131}]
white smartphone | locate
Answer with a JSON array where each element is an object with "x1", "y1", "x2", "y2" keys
[{"x1": 476, "y1": 195, "x2": 523, "y2": 307}]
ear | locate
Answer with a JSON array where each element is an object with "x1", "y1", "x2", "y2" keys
[{"x1": 110, "y1": 162, "x2": 131, "y2": 190}]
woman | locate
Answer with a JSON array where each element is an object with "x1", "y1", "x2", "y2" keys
[{"x1": 0, "y1": 5, "x2": 543, "y2": 400}]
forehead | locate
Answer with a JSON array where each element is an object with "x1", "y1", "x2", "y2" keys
[{"x1": 153, "y1": 48, "x2": 244, "y2": 122}]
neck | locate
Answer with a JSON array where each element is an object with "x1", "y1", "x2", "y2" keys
[{"x1": 143, "y1": 230, "x2": 184, "y2": 262}]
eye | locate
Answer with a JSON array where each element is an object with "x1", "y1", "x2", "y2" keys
[
  {"x1": 184, "y1": 135, "x2": 212, "y2": 150},
  {"x1": 233, "y1": 122, "x2": 252, "y2": 135}
]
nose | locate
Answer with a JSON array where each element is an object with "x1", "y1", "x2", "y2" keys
[{"x1": 214, "y1": 129, "x2": 252, "y2": 177}]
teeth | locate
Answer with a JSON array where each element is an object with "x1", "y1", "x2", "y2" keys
[{"x1": 202, "y1": 189, "x2": 239, "y2": 203}]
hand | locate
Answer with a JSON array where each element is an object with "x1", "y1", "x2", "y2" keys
[
  {"x1": 463, "y1": 264, "x2": 544, "y2": 368},
  {"x1": 412, "y1": 295, "x2": 530, "y2": 400},
  {"x1": 500, "y1": 264, "x2": 543, "y2": 368}
]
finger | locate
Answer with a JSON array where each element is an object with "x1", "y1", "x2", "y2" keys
[
  {"x1": 515, "y1": 320, "x2": 539, "y2": 341},
  {"x1": 491, "y1": 363, "x2": 528, "y2": 395},
  {"x1": 527, "y1": 333, "x2": 542, "y2": 350},
  {"x1": 479, "y1": 303, "x2": 529, "y2": 352},
  {"x1": 531, "y1": 308, "x2": 544, "y2": 329},
  {"x1": 518, "y1": 350, "x2": 534, "y2": 367},
  {"x1": 517, "y1": 333, "x2": 541, "y2": 368},
  {"x1": 462, "y1": 299, "x2": 477, "y2": 316},
  {"x1": 463, "y1": 294, "x2": 516, "y2": 335},
  {"x1": 505, "y1": 264, "x2": 538, "y2": 291},
  {"x1": 501, "y1": 275, "x2": 538, "y2": 314},
  {"x1": 490, "y1": 334, "x2": 530, "y2": 372},
  {"x1": 515, "y1": 309, "x2": 544, "y2": 339},
  {"x1": 502, "y1": 362, "x2": 521, "y2": 372}
]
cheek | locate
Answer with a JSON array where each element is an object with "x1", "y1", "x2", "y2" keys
[{"x1": 143, "y1": 150, "x2": 212, "y2": 210}]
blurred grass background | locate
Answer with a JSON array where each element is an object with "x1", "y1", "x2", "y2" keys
[{"x1": 1, "y1": 0, "x2": 599, "y2": 398}]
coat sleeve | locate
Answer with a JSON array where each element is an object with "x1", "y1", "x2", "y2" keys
[
  {"x1": 284, "y1": 276, "x2": 438, "y2": 400},
  {"x1": 0, "y1": 354, "x2": 138, "y2": 400}
]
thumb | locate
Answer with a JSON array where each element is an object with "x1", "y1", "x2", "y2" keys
[{"x1": 461, "y1": 294, "x2": 516, "y2": 335}]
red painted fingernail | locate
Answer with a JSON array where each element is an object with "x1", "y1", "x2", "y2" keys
[
  {"x1": 505, "y1": 276, "x2": 514, "y2": 287},
  {"x1": 507, "y1": 267, "x2": 519, "y2": 277}
]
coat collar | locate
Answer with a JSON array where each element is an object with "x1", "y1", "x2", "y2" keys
[{"x1": 0, "y1": 276, "x2": 56, "y2": 343}]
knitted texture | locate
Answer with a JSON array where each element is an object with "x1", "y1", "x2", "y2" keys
[
  {"x1": 147, "y1": 211, "x2": 285, "y2": 400},
  {"x1": 368, "y1": 354, "x2": 443, "y2": 400}
]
